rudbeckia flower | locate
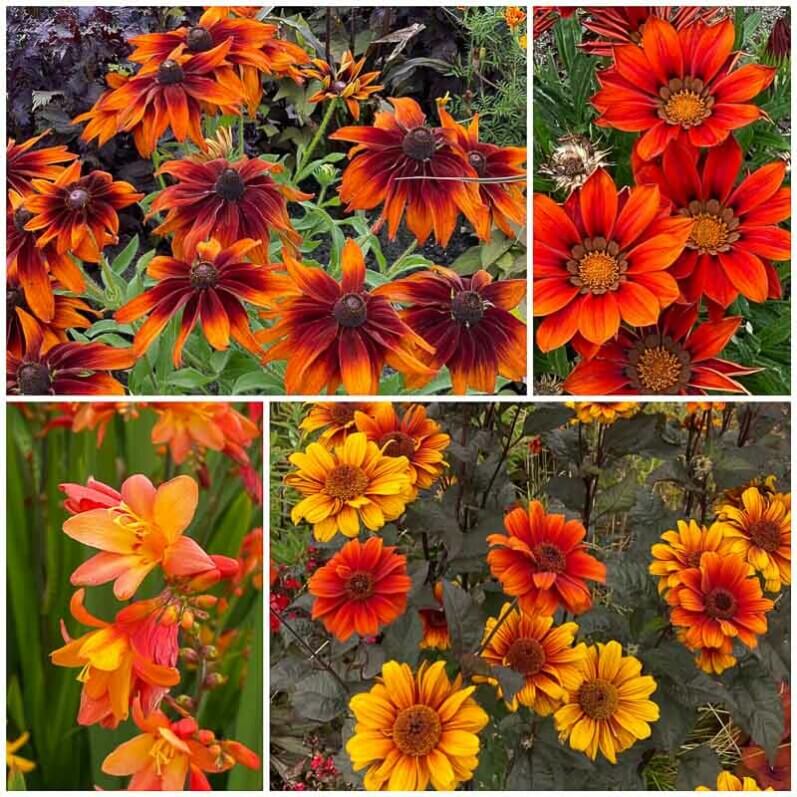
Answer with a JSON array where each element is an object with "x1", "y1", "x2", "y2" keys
[
  {"x1": 476, "y1": 603, "x2": 587, "y2": 714},
  {"x1": 632, "y1": 137, "x2": 789, "y2": 309},
  {"x1": 697, "y1": 771, "x2": 774, "y2": 791},
  {"x1": 534, "y1": 168, "x2": 693, "y2": 350},
  {"x1": 346, "y1": 660, "x2": 489, "y2": 790},
  {"x1": 23, "y1": 160, "x2": 143, "y2": 264},
  {"x1": 563, "y1": 303, "x2": 760, "y2": 395},
  {"x1": 592, "y1": 18, "x2": 776, "y2": 160},
  {"x1": 418, "y1": 582, "x2": 450, "y2": 650},
  {"x1": 305, "y1": 49, "x2": 383, "y2": 119},
  {"x1": 330, "y1": 97, "x2": 487, "y2": 246},
  {"x1": 299, "y1": 402, "x2": 378, "y2": 446},
  {"x1": 566, "y1": 402, "x2": 639, "y2": 425},
  {"x1": 554, "y1": 641, "x2": 659, "y2": 763},
  {"x1": 115, "y1": 238, "x2": 285, "y2": 366},
  {"x1": 7, "y1": 128, "x2": 77, "y2": 196},
  {"x1": 486, "y1": 502, "x2": 606, "y2": 615},
  {"x1": 259, "y1": 239, "x2": 436, "y2": 395},
  {"x1": 285, "y1": 432, "x2": 413, "y2": 541},
  {"x1": 308, "y1": 536, "x2": 412, "y2": 641},
  {"x1": 72, "y1": 72, "x2": 130, "y2": 149},
  {"x1": 376, "y1": 266, "x2": 526, "y2": 394}
]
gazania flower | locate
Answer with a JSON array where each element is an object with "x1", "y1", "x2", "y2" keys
[
  {"x1": 562, "y1": 303, "x2": 759, "y2": 395},
  {"x1": 567, "y1": 402, "x2": 638, "y2": 425},
  {"x1": 477, "y1": 603, "x2": 587, "y2": 714},
  {"x1": 375, "y1": 266, "x2": 526, "y2": 394},
  {"x1": 438, "y1": 105, "x2": 526, "y2": 237},
  {"x1": 305, "y1": 50, "x2": 383, "y2": 119},
  {"x1": 486, "y1": 502, "x2": 606, "y2": 615},
  {"x1": 259, "y1": 239, "x2": 436, "y2": 395},
  {"x1": 716, "y1": 487, "x2": 791, "y2": 592},
  {"x1": 330, "y1": 97, "x2": 487, "y2": 246},
  {"x1": 354, "y1": 403, "x2": 449, "y2": 494},
  {"x1": 299, "y1": 402, "x2": 377, "y2": 446},
  {"x1": 592, "y1": 18, "x2": 776, "y2": 160},
  {"x1": 534, "y1": 168, "x2": 692, "y2": 350},
  {"x1": 346, "y1": 660, "x2": 489, "y2": 790},
  {"x1": 308, "y1": 536, "x2": 412, "y2": 641},
  {"x1": 697, "y1": 772, "x2": 774, "y2": 791},
  {"x1": 6, "y1": 732, "x2": 36, "y2": 775},
  {"x1": 632, "y1": 137, "x2": 789, "y2": 308},
  {"x1": 538, "y1": 134, "x2": 612, "y2": 195},
  {"x1": 23, "y1": 160, "x2": 143, "y2": 263},
  {"x1": 116, "y1": 238, "x2": 284, "y2": 366},
  {"x1": 7, "y1": 128, "x2": 77, "y2": 197},
  {"x1": 148, "y1": 155, "x2": 308, "y2": 263},
  {"x1": 285, "y1": 432, "x2": 413, "y2": 541},
  {"x1": 419, "y1": 582, "x2": 450, "y2": 650},
  {"x1": 554, "y1": 641, "x2": 659, "y2": 763}
]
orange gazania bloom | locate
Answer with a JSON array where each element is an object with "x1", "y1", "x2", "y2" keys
[
  {"x1": 534, "y1": 168, "x2": 692, "y2": 351},
  {"x1": 418, "y1": 582, "x2": 450, "y2": 650},
  {"x1": 592, "y1": 18, "x2": 776, "y2": 161},
  {"x1": 633, "y1": 137, "x2": 789, "y2": 309},
  {"x1": 438, "y1": 105, "x2": 526, "y2": 237},
  {"x1": 563, "y1": 303, "x2": 759, "y2": 395},
  {"x1": 23, "y1": 160, "x2": 143, "y2": 264},
  {"x1": 116, "y1": 238, "x2": 284, "y2": 366},
  {"x1": 376, "y1": 266, "x2": 526, "y2": 394},
  {"x1": 259, "y1": 239, "x2": 436, "y2": 395},
  {"x1": 148, "y1": 155, "x2": 307, "y2": 263},
  {"x1": 305, "y1": 50, "x2": 383, "y2": 120},
  {"x1": 299, "y1": 402, "x2": 378, "y2": 446},
  {"x1": 308, "y1": 536, "x2": 412, "y2": 641},
  {"x1": 7, "y1": 128, "x2": 77, "y2": 197},
  {"x1": 330, "y1": 97, "x2": 487, "y2": 246},
  {"x1": 487, "y1": 502, "x2": 607, "y2": 615}
]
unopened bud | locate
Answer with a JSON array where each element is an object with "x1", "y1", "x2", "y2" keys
[
  {"x1": 197, "y1": 729, "x2": 216, "y2": 745},
  {"x1": 208, "y1": 744, "x2": 223, "y2": 758},
  {"x1": 195, "y1": 594, "x2": 218, "y2": 609},
  {"x1": 200, "y1": 645, "x2": 219, "y2": 661},
  {"x1": 162, "y1": 605, "x2": 180, "y2": 625},
  {"x1": 176, "y1": 694, "x2": 197, "y2": 711},
  {"x1": 179, "y1": 647, "x2": 199, "y2": 664},
  {"x1": 204, "y1": 672, "x2": 228, "y2": 689},
  {"x1": 181, "y1": 610, "x2": 195, "y2": 630}
]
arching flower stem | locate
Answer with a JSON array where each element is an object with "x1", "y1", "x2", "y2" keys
[{"x1": 296, "y1": 97, "x2": 339, "y2": 178}]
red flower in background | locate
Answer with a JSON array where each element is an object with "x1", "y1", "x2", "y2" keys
[{"x1": 7, "y1": 128, "x2": 77, "y2": 197}]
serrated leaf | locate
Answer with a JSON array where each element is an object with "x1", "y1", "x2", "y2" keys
[{"x1": 291, "y1": 671, "x2": 347, "y2": 722}]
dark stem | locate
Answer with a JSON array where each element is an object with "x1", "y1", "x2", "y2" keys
[
  {"x1": 325, "y1": 8, "x2": 332, "y2": 64},
  {"x1": 475, "y1": 596, "x2": 519, "y2": 656},
  {"x1": 481, "y1": 405, "x2": 521, "y2": 508}
]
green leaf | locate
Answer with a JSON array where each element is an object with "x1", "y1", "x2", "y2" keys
[
  {"x1": 110, "y1": 235, "x2": 139, "y2": 275},
  {"x1": 523, "y1": 404, "x2": 572, "y2": 435},
  {"x1": 291, "y1": 671, "x2": 347, "y2": 722},
  {"x1": 441, "y1": 580, "x2": 483, "y2": 658},
  {"x1": 676, "y1": 745, "x2": 721, "y2": 790},
  {"x1": 381, "y1": 610, "x2": 423, "y2": 666}
]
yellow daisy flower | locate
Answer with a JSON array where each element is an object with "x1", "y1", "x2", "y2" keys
[
  {"x1": 566, "y1": 402, "x2": 639, "y2": 425},
  {"x1": 299, "y1": 402, "x2": 377, "y2": 446},
  {"x1": 697, "y1": 771, "x2": 774, "y2": 790}
]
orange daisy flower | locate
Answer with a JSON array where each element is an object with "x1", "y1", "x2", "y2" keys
[
  {"x1": 592, "y1": 18, "x2": 776, "y2": 161},
  {"x1": 305, "y1": 50, "x2": 383, "y2": 120},
  {"x1": 418, "y1": 582, "x2": 450, "y2": 650},
  {"x1": 308, "y1": 536, "x2": 412, "y2": 641},
  {"x1": 258, "y1": 239, "x2": 436, "y2": 395},
  {"x1": 148, "y1": 155, "x2": 308, "y2": 263},
  {"x1": 486, "y1": 502, "x2": 607, "y2": 616},
  {"x1": 330, "y1": 97, "x2": 487, "y2": 246},
  {"x1": 7, "y1": 128, "x2": 77, "y2": 197},
  {"x1": 504, "y1": 7, "x2": 527, "y2": 30},
  {"x1": 375, "y1": 266, "x2": 526, "y2": 394},
  {"x1": 299, "y1": 402, "x2": 378, "y2": 446},
  {"x1": 534, "y1": 168, "x2": 693, "y2": 351},
  {"x1": 72, "y1": 72, "x2": 130, "y2": 149}
]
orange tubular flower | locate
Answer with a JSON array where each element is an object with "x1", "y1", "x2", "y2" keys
[
  {"x1": 534, "y1": 168, "x2": 692, "y2": 351},
  {"x1": 487, "y1": 502, "x2": 607, "y2": 615},
  {"x1": 330, "y1": 97, "x2": 487, "y2": 246},
  {"x1": 438, "y1": 105, "x2": 527, "y2": 237},
  {"x1": 258, "y1": 239, "x2": 436, "y2": 395},
  {"x1": 563, "y1": 303, "x2": 760, "y2": 395},
  {"x1": 299, "y1": 402, "x2": 378, "y2": 446},
  {"x1": 633, "y1": 137, "x2": 789, "y2": 309},
  {"x1": 375, "y1": 266, "x2": 526, "y2": 394},
  {"x1": 592, "y1": 18, "x2": 776, "y2": 161},
  {"x1": 7, "y1": 128, "x2": 77, "y2": 197},
  {"x1": 308, "y1": 536, "x2": 412, "y2": 641},
  {"x1": 23, "y1": 160, "x2": 143, "y2": 264},
  {"x1": 148, "y1": 155, "x2": 307, "y2": 263},
  {"x1": 116, "y1": 238, "x2": 285, "y2": 366},
  {"x1": 419, "y1": 582, "x2": 450, "y2": 650},
  {"x1": 305, "y1": 50, "x2": 383, "y2": 119}
]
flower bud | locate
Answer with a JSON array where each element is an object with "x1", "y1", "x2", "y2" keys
[
  {"x1": 204, "y1": 672, "x2": 228, "y2": 689},
  {"x1": 179, "y1": 647, "x2": 199, "y2": 664},
  {"x1": 195, "y1": 594, "x2": 218, "y2": 609},
  {"x1": 181, "y1": 610, "x2": 195, "y2": 630},
  {"x1": 176, "y1": 694, "x2": 197, "y2": 711},
  {"x1": 200, "y1": 645, "x2": 219, "y2": 661}
]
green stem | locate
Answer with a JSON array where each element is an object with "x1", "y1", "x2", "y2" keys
[
  {"x1": 151, "y1": 148, "x2": 167, "y2": 190},
  {"x1": 387, "y1": 239, "x2": 418, "y2": 276},
  {"x1": 297, "y1": 98, "x2": 338, "y2": 177},
  {"x1": 238, "y1": 113, "x2": 246, "y2": 158}
]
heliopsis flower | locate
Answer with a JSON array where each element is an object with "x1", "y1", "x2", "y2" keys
[
  {"x1": 476, "y1": 603, "x2": 587, "y2": 714},
  {"x1": 438, "y1": 105, "x2": 527, "y2": 237},
  {"x1": 346, "y1": 660, "x2": 489, "y2": 790},
  {"x1": 148, "y1": 155, "x2": 308, "y2": 263},
  {"x1": 22, "y1": 160, "x2": 143, "y2": 263},
  {"x1": 7, "y1": 128, "x2": 77, "y2": 196},
  {"x1": 308, "y1": 536, "x2": 412, "y2": 641},
  {"x1": 299, "y1": 402, "x2": 377, "y2": 446},
  {"x1": 6, "y1": 732, "x2": 36, "y2": 775},
  {"x1": 259, "y1": 239, "x2": 436, "y2": 395},
  {"x1": 592, "y1": 18, "x2": 776, "y2": 160},
  {"x1": 330, "y1": 97, "x2": 487, "y2": 246},
  {"x1": 716, "y1": 475, "x2": 780, "y2": 511},
  {"x1": 376, "y1": 266, "x2": 526, "y2": 394},
  {"x1": 716, "y1": 487, "x2": 791, "y2": 592},
  {"x1": 554, "y1": 641, "x2": 659, "y2": 763},
  {"x1": 305, "y1": 50, "x2": 383, "y2": 119},
  {"x1": 116, "y1": 238, "x2": 285, "y2": 366},
  {"x1": 285, "y1": 432, "x2": 413, "y2": 541},
  {"x1": 504, "y1": 7, "x2": 527, "y2": 29},
  {"x1": 51, "y1": 589, "x2": 180, "y2": 728},
  {"x1": 538, "y1": 134, "x2": 612, "y2": 195},
  {"x1": 566, "y1": 402, "x2": 639, "y2": 425},
  {"x1": 419, "y1": 582, "x2": 450, "y2": 650},
  {"x1": 534, "y1": 168, "x2": 692, "y2": 350},
  {"x1": 486, "y1": 502, "x2": 606, "y2": 615},
  {"x1": 697, "y1": 772, "x2": 774, "y2": 791},
  {"x1": 632, "y1": 137, "x2": 789, "y2": 309},
  {"x1": 354, "y1": 403, "x2": 449, "y2": 494},
  {"x1": 562, "y1": 303, "x2": 759, "y2": 395}
]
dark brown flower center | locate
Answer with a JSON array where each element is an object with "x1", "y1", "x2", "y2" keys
[
  {"x1": 578, "y1": 679, "x2": 619, "y2": 720},
  {"x1": 65, "y1": 186, "x2": 90, "y2": 211},
  {"x1": 533, "y1": 542, "x2": 566, "y2": 573},
  {"x1": 392, "y1": 705, "x2": 442, "y2": 756},
  {"x1": 214, "y1": 167, "x2": 246, "y2": 201},
  {"x1": 402, "y1": 127, "x2": 437, "y2": 161},
  {"x1": 451, "y1": 289, "x2": 484, "y2": 325},
  {"x1": 187, "y1": 25, "x2": 214, "y2": 52},
  {"x1": 567, "y1": 238, "x2": 627, "y2": 294},
  {"x1": 190, "y1": 261, "x2": 219, "y2": 290},
  {"x1": 680, "y1": 199, "x2": 740, "y2": 255},
  {"x1": 686, "y1": 550, "x2": 704, "y2": 568},
  {"x1": 379, "y1": 431, "x2": 416, "y2": 459},
  {"x1": 626, "y1": 335, "x2": 691, "y2": 394},
  {"x1": 333, "y1": 293, "x2": 367, "y2": 327},
  {"x1": 13, "y1": 208, "x2": 34, "y2": 232},
  {"x1": 17, "y1": 362, "x2": 52, "y2": 395},
  {"x1": 157, "y1": 58, "x2": 185, "y2": 85},
  {"x1": 345, "y1": 570, "x2": 375, "y2": 599},
  {"x1": 506, "y1": 637, "x2": 546, "y2": 676},
  {"x1": 658, "y1": 77, "x2": 714, "y2": 128},
  {"x1": 423, "y1": 609, "x2": 448, "y2": 629},
  {"x1": 329, "y1": 403, "x2": 356, "y2": 424},
  {"x1": 468, "y1": 149, "x2": 487, "y2": 175},
  {"x1": 705, "y1": 586, "x2": 738, "y2": 620},
  {"x1": 324, "y1": 464, "x2": 369, "y2": 500},
  {"x1": 748, "y1": 519, "x2": 782, "y2": 553}
]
